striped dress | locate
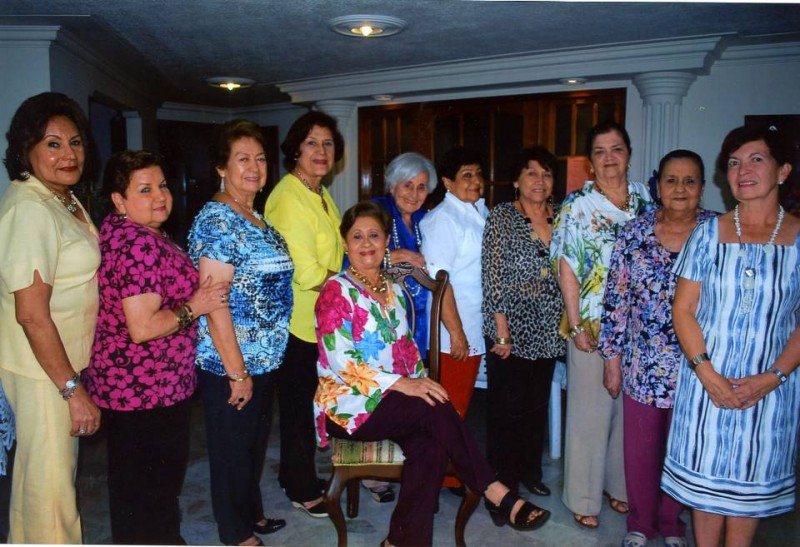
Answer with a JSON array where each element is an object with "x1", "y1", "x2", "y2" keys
[{"x1": 662, "y1": 217, "x2": 800, "y2": 517}]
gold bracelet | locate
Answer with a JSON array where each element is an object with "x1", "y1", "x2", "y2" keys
[
  {"x1": 495, "y1": 337, "x2": 511, "y2": 345},
  {"x1": 227, "y1": 370, "x2": 250, "y2": 383},
  {"x1": 568, "y1": 324, "x2": 585, "y2": 339},
  {"x1": 173, "y1": 305, "x2": 193, "y2": 330}
]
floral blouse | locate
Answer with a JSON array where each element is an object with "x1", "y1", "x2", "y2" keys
[
  {"x1": 597, "y1": 209, "x2": 717, "y2": 407},
  {"x1": 551, "y1": 180, "x2": 652, "y2": 339},
  {"x1": 314, "y1": 273, "x2": 425, "y2": 448},
  {"x1": 482, "y1": 202, "x2": 565, "y2": 360},
  {"x1": 188, "y1": 202, "x2": 294, "y2": 376},
  {"x1": 84, "y1": 214, "x2": 198, "y2": 411}
]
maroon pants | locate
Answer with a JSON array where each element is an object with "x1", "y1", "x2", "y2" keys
[
  {"x1": 623, "y1": 394, "x2": 686, "y2": 539},
  {"x1": 327, "y1": 391, "x2": 496, "y2": 546}
]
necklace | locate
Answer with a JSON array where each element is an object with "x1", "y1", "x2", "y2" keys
[
  {"x1": 595, "y1": 182, "x2": 630, "y2": 213},
  {"x1": 348, "y1": 265, "x2": 388, "y2": 294},
  {"x1": 52, "y1": 189, "x2": 79, "y2": 214},
  {"x1": 391, "y1": 219, "x2": 422, "y2": 251},
  {"x1": 223, "y1": 191, "x2": 261, "y2": 221},
  {"x1": 515, "y1": 201, "x2": 553, "y2": 278},
  {"x1": 734, "y1": 204, "x2": 785, "y2": 313},
  {"x1": 294, "y1": 170, "x2": 328, "y2": 213}
]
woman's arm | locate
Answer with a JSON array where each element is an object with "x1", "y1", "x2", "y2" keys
[
  {"x1": 599, "y1": 234, "x2": 632, "y2": 397},
  {"x1": 731, "y1": 326, "x2": 800, "y2": 409},
  {"x1": 122, "y1": 276, "x2": 230, "y2": 343},
  {"x1": 198, "y1": 258, "x2": 252, "y2": 410},
  {"x1": 481, "y1": 212, "x2": 511, "y2": 359},
  {"x1": 672, "y1": 277, "x2": 741, "y2": 409},
  {"x1": 558, "y1": 259, "x2": 595, "y2": 352},
  {"x1": 14, "y1": 272, "x2": 100, "y2": 436},
  {"x1": 440, "y1": 285, "x2": 469, "y2": 360}
]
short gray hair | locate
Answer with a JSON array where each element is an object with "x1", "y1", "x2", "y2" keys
[{"x1": 384, "y1": 152, "x2": 437, "y2": 193}]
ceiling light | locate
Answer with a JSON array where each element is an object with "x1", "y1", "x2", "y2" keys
[
  {"x1": 560, "y1": 77, "x2": 587, "y2": 85},
  {"x1": 373, "y1": 94, "x2": 394, "y2": 102},
  {"x1": 205, "y1": 77, "x2": 255, "y2": 91},
  {"x1": 329, "y1": 15, "x2": 407, "y2": 38}
]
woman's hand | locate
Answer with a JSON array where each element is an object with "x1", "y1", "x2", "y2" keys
[
  {"x1": 68, "y1": 386, "x2": 101, "y2": 437},
  {"x1": 390, "y1": 249, "x2": 426, "y2": 269},
  {"x1": 188, "y1": 276, "x2": 231, "y2": 317},
  {"x1": 695, "y1": 363, "x2": 741, "y2": 409},
  {"x1": 489, "y1": 342, "x2": 511, "y2": 359},
  {"x1": 573, "y1": 331, "x2": 596, "y2": 353},
  {"x1": 449, "y1": 329, "x2": 469, "y2": 361},
  {"x1": 389, "y1": 377, "x2": 449, "y2": 406},
  {"x1": 603, "y1": 356, "x2": 622, "y2": 398},
  {"x1": 227, "y1": 376, "x2": 254, "y2": 411},
  {"x1": 730, "y1": 373, "x2": 781, "y2": 410}
]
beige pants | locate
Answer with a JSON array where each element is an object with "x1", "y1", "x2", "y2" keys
[
  {"x1": 561, "y1": 340, "x2": 626, "y2": 516},
  {"x1": 0, "y1": 369, "x2": 82, "y2": 544}
]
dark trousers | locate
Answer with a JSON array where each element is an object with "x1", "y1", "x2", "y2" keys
[
  {"x1": 0, "y1": 443, "x2": 14, "y2": 543},
  {"x1": 327, "y1": 391, "x2": 496, "y2": 547},
  {"x1": 276, "y1": 334, "x2": 321, "y2": 502},
  {"x1": 199, "y1": 370, "x2": 274, "y2": 545},
  {"x1": 485, "y1": 345, "x2": 555, "y2": 493},
  {"x1": 105, "y1": 399, "x2": 192, "y2": 545}
]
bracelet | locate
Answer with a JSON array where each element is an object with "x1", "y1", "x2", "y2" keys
[
  {"x1": 768, "y1": 366, "x2": 788, "y2": 384},
  {"x1": 688, "y1": 352, "x2": 711, "y2": 370},
  {"x1": 59, "y1": 373, "x2": 80, "y2": 401},
  {"x1": 495, "y1": 337, "x2": 511, "y2": 346},
  {"x1": 568, "y1": 324, "x2": 585, "y2": 339},
  {"x1": 227, "y1": 370, "x2": 250, "y2": 383},
  {"x1": 174, "y1": 304, "x2": 194, "y2": 330}
]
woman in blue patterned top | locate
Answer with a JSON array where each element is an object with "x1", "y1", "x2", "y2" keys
[
  {"x1": 188, "y1": 120, "x2": 294, "y2": 546},
  {"x1": 598, "y1": 150, "x2": 716, "y2": 547}
]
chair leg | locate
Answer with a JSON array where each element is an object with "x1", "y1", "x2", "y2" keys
[
  {"x1": 346, "y1": 479, "x2": 361, "y2": 519},
  {"x1": 455, "y1": 488, "x2": 481, "y2": 547},
  {"x1": 324, "y1": 471, "x2": 350, "y2": 547}
]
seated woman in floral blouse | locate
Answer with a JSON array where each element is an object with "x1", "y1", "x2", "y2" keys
[
  {"x1": 314, "y1": 201, "x2": 549, "y2": 547},
  {"x1": 598, "y1": 149, "x2": 717, "y2": 547}
]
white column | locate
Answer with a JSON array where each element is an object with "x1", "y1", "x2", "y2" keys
[
  {"x1": 633, "y1": 71, "x2": 696, "y2": 175},
  {"x1": 123, "y1": 111, "x2": 143, "y2": 150},
  {"x1": 315, "y1": 100, "x2": 358, "y2": 212}
]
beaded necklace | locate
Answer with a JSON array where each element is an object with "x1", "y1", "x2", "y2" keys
[
  {"x1": 348, "y1": 265, "x2": 388, "y2": 294},
  {"x1": 595, "y1": 182, "x2": 631, "y2": 213},
  {"x1": 294, "y1": 170, "x2": 328, "y2": 213},
  {"x1": 52, "y1": 189, "x2": 79, "y2": 214}
]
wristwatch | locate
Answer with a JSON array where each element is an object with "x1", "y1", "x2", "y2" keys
[{"x1": 688, "y1": 352, "x2": 711, "y2": 370}]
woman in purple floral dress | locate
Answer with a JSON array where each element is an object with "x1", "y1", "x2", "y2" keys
[{"x1": 83, "y1": 150, "x2": 229, "y2": 544}]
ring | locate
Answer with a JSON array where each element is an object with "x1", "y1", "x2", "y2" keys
[
  {"x1": 79, "y1": 429, "x2": 87, "y2": 434},
  {"x1": 238, "y1": 397, "x2": 245, "y2": 403}
]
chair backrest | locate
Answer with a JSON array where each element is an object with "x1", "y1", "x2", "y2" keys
[{"x1": 386, "y1": 264, "x2": 449, "y2": 383}]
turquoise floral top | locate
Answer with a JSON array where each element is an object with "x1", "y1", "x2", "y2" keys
[
  {"x1": 550, "y1": 180, "x2": 652, "y2": 339},
  {"x1": 314, "y1": 273, "x2": 425, "y2": 448}
]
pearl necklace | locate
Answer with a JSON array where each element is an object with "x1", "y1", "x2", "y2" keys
[
  {"x1": 391, "y1": 219, "x2": 422, "y2": 251},
  {"x1": 595, "y1": 182, "x2": 631, "y2": 213},
  {"x1": 734, "y1": 204, "x2": 784, "y2": 253},
  {"x1": 734, "y1": 204, "x2": 784, "y2": 313},
  {"x1": 52, "y1": 189, "x2": 79, "y2": 214},
  {"x1": 348, "y1": 265, "x2": 388, "y2": 294},
  {"x1": 223, "y1": 191, "x2": 262, "y2": 221},
  {"x1": 294, "y1": 170, "x2": 328, "y2": 213}
]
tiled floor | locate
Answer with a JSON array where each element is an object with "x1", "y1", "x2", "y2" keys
[{"x1": 77, "y1": 389, "x2": 800, "y2": 546}]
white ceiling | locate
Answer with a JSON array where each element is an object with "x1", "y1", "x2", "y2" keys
[{"x1": 2, "y1": 0, "x2": 799, "y2": 108}]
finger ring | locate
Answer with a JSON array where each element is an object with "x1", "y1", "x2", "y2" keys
[
  {"x1": 238, "y1": 397, "x2": 245, "y2": 403},
  {"x1": 426, "y1": 390, "x2": 431, "y2": 396},
  {"x1": 79, "y1": 429, "x2": 87, "y2": 434}
]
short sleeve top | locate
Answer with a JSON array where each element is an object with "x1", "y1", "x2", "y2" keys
[
  {"x1": 84, "y1": 213, "x2": 199, "y2": 411},
  {"x1": 188, "y1": 202, "x2": 294, "y2": 376}
]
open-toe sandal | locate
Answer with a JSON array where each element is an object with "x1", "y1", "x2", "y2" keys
[
  {"x1": 495, "y1": 491, "x2": 550, "y2": 531},
  {"x1": 573, "y1": 513, "x2": 599, "y2": 529},
  {"x1": 603, "y1": 491, "x2": 629, "y2": 514},
  {"x1": 484, "y1": 499, "x2": 506, "y2": 527}
]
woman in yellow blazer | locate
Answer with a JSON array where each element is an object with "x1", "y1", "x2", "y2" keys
[{"x1": 264, "y1": 111, "x2": 344, "y2": 517}]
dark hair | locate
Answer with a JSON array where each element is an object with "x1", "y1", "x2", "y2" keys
[
  {"x1": 512, "y1": 146, "x2": 558, "y2": 180},
  {"x1": 716, "y1": 124, "x2": 792, "y2": 173},
  {"x1": 585, "y1": 121, "x2": 632, "y2": 157},
  {"x1": 4, "y1": 92, "x2": 93, "y2": 182},
  {"x1": 281, "y1": 111, "x2": 345, "y2": 171},
  {"x1": 102, "y1": 150, "x2": 164, "y2": 198},
  {"x1": 658, "y1": 149, "x2": 705, "y2": 183},
  {"x1": 339, "y1": 201, "x2": 392, "y2": 240},
  {"x1": 436, "y1": 146, "x2": 486, "y2": 183},
  {"x1": 214, "y1": 119, "x2": 266, "y2": 170}
]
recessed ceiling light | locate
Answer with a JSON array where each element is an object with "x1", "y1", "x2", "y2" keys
[
  {"x1": 373, "y1": 94, "x2": 394, "y2": 102},
  {"x1": 205, "y1": 77, "x2": 255, "y2": 91},
  {"x1": 329, "y1": 15, "x2": 407, "y2": 38},
  {"x1": 560, "y1": 77, "x2": 587, "y2": 85}
]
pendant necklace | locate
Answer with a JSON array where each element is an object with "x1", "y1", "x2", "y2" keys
[
  {"x1": 223, "y1": 191, "x2": 262, "y2": 222},
  {"x1": 295, "y1": 170, "x2": 328, "y2": 213},
  {"x1": 734, "y1": 204, "x2": 784, "y2": 313},
  {"x1": 517, "y1": 200, "x2": 552, "y2": 278}
]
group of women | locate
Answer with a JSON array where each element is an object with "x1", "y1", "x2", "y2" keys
[{"x1": 0, "y1": 89, "x2": 796, "y2": 547}]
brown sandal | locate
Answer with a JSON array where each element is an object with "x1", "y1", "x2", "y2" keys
[
  {"x1": 573, "y1": 513, "x2": 599, "y2": 529},
  {"x1": 603, "y1": 491, "x2": 629, "y2": 514}
]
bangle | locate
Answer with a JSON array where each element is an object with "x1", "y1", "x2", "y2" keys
[
  {"x1": 174, "y1": 304, "x2": 194, "y2": 330},
  {"x1": 568, "y1": 324, "x2": 584, "y2": 339},
  {"x1": 59, "y1": 373, "x2": 80, "y2": 401},
  {"x1": 688, "y1": 352, "x2": 711, "y2": 370},
  {"x1": 495, "y1": 337, "x2": 511, "y2": 346},
  {"x1": 768, "y1": 366, "x2": 788, "y2": 384},
  {"x1": 227, "y1": 370, "x2": 250, "y2": 383}
]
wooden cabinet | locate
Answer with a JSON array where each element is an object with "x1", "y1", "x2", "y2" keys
[{"x1": 359, "y1": 89, "x2": 625, "y2": 206}]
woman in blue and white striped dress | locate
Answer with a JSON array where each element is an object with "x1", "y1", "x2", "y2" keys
[{"x1": 662, "y1": 124, "x2": 800, "y2": 547}]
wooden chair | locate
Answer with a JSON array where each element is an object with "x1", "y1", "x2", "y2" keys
[{"x1": 322, "y1": 266, "x2": 481, "y2": 547}]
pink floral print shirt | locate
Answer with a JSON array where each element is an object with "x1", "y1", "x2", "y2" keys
[
  {"x1": 84, "y1": 214, "x2": 198, "y2": 411},
  {"x1": 314, "y1": 273, "x2": 425, "y2": 448}
]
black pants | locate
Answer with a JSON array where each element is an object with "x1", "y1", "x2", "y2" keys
[
  {"x1": 485, "y1": 343, "x2": 556, "y2": 493},
  {"x1": 199, "y1": 370, "x2": 274, "y2": 545},
  {"x1": 276, "y1": 334, "x2": 322, "y2": 502},
  {"x1": 105, "y1": 399, "x2": 191, "y2": 545}
]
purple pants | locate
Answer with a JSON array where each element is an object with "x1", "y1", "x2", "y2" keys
[
  {"x1": 623, "y1": 394, "x2": 686, "y2": 539},
  {"x1": 327, "y1": 391, "x2": 496, "y2": 546}
]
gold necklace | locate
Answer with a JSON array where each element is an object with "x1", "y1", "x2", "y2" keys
[
  {"x1": 348, "y1": 265, "x2": 388, "y2": 294},
  {"x1": 595, "y1": 182, "x2": 630, "y2": 213},
  {"x1": 294, "y1": 170, "x2": 329, "y2": 213}
]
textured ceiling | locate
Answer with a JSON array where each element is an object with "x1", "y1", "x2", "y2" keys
[{"x1": 2, "y1": 0, "x2": 799, "y2": 108}]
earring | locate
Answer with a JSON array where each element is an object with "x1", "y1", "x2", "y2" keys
[
  {"x1": 589, "y1": 166, "x2": 595, "y2": 175},
  {"x1": 220, "y1": 175, "x2": 225, "y2": 192},
  {"x1": 778, "y1": 179, "x2": 785, "y2": 185},
  {"x1": 19, "y1": 170, "x2": 30, "y2": 180},
  {"x1": 514, "y1": 186, "x2": 520, "y2": 200}
]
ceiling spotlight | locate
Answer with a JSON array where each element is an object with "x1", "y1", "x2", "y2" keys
[
  {"x1": 205, "y1": 77, "x2": 255, "y2": 91},
  {"x1": 560, "y1": 77, "x2": 587, "y2": 85},
  {"x1": 329, "y1": 15, "x2": 407, "y2": 38},
  {"x1": 372, "y1": 94, "x2": 394, "y2": 102}
]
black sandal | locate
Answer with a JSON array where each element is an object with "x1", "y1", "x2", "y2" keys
[{"x1": 495, "y1": 491, "x2": 550, "y2": 531}]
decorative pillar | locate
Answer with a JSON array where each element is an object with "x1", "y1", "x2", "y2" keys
[
  {"x1": 633, "y1": 71, "x2": 696, "y2": 176},
  {"x1": 314, "y1": 100, "x2": 358, "y2": 212}
]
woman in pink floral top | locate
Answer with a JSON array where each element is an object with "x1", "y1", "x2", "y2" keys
[
  {"x1": 315, "y1": 201, "x2": 550, "y2": 546},
  {"x1": 84, "y1": 151, "x2": 229, "y2": 544}
]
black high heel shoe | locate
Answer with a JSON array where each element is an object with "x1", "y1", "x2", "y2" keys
[{"x1": 487, "y1": 492, "x2": 550, "y2": 531}]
